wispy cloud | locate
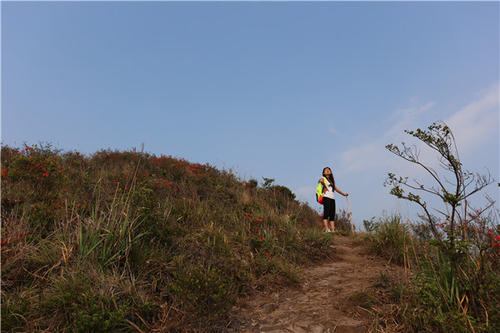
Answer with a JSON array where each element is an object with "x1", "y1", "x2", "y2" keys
[
  {"x1": 446, "y1": 84, "x2": 499, "y2": 157},
  {"x1": 340, "y1": 85, "x2": 499, "y2": 174},
  {"x1": 340, "y1": 101, "x2": 435, "y2": 172}
]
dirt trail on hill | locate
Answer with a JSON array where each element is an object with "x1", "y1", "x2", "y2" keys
[{"x1": 229, "y1": 235, "x2": 405, "y2": 333}]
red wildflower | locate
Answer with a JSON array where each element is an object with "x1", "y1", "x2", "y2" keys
[
  {"x1": 1, "y1": 239, "x2": 7, "y2": 245},
  {"x1": 496, "y1": 235, "x2": 500, "y2": 241},
  {"x1": 42, "y1": 173, "x2": 49, "y2": 177}
]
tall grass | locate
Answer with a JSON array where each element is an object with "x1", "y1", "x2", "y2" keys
[
  {"x1": 1, "y1": 144, "x2": 332, "y2": 331},
  {"x1": 363, "y1": 215, "x2": 411, "y2": 265},
  {"x1": 364, "y1": 215, "x2": 499, "y2": 332}
]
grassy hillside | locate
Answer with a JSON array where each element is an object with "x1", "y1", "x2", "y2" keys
[{"x1": 1, "y1": 144, "x2": 332, "y2": 332}]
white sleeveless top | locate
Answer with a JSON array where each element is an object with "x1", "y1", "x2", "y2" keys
[{"x1": 323, "y1": 178, "x2": 335, "y2": 199}]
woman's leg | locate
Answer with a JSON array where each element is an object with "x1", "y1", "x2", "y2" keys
[
  {"x1": 323, "y1": 199, "x2": 330, "y2": 232},
  {"x1": 323, "y1": 219, "x2": 330, "y2": 232},
  {"x1": 329, "y1": 199, "x2": 336, "y2": 232}
]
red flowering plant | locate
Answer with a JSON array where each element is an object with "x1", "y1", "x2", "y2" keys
[
  {"x1": 243, "y1": 211, "x2": 275, "y2": 259},
  {"x1": 1, "y1": 144, "x2": 66, "y2": 235},
  {"x1": 1, "y1": 231, "x2": 30, "y2": 263},
  {"x1": 462, "y1": 208, "x2": 500, "y2": 269},
  {"x1": 4, "y1": 145, "x2": 52, "y2": 183}
]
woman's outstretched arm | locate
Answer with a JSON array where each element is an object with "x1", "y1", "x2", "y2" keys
[{"x1": 334, "y1": 186, "x2": 348, "y2": 196}]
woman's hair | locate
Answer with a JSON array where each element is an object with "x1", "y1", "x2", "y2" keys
[{"x1": 322, "y1": 167, "x2": 335, "y2": 190}]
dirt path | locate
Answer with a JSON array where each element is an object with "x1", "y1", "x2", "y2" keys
[{"x1": 229, "y1": 235, "x2": 404, "y2": 333}]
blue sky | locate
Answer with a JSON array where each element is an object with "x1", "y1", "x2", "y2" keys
[{"x1": 2, "y1": 1, "x2": 499, "y2": 229}]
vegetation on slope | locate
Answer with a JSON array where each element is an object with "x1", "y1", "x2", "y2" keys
[{"x1": 1, "y1": 144, "x2": 331, "y2": 332}]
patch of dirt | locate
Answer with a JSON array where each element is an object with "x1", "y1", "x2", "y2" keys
[{"x1": 229, "y1": 235, "x2": 405, "y2": 333}]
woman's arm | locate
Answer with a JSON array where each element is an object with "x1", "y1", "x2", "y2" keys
[
  {"x1": 334, "y1": 186, "x2": 348, "y2": 197},
  {"x1": 319, "y1": 178, "x2": 329, "y2": 192}
]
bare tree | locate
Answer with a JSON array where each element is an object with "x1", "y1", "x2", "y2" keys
[{"x1": 384, "y1": 121, "x2": 494, "y2": 257}]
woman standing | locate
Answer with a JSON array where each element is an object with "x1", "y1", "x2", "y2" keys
[{"x1": 319, "y1": 167, "x2": 348, "y2": 233}]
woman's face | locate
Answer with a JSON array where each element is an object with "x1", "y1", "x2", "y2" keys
[{"x1": 324, "y1": 168, "x2": 332, "y2": 176}]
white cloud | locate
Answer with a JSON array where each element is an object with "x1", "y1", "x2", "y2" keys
[{"x1": 446, "y1": 84, "x2": 499, "y2": 156}]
